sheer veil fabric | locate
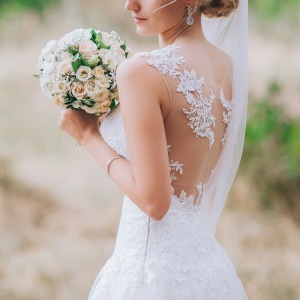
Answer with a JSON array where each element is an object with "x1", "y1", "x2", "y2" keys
[{"x1": 201, "y1": 0, "x2": 248, "y2": 233}]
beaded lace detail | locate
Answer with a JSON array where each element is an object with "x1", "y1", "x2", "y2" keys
[
  {"x1": 178, "y1": 70, "x2": 216, "y2": 148},
  {"x1": 140, "y1": 45, "x2": 185, "y2": 79},
  {"x1": 220, "y1": 88, "x2": 233, "y2": 146}
]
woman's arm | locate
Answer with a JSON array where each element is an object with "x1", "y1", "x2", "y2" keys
[{"x1": 59, "y1": 56, "x2": 171, "y2": 220}]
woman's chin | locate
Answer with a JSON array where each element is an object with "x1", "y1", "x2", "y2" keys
[{"x1": 135, "y1": 26, "x2": 157, "y2": 37}]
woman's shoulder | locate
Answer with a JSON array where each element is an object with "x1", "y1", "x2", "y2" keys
[{"x1": 116, "y1": 50, "x2": 169, "y2": 99}]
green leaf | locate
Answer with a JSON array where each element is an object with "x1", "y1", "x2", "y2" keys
[
  {"x1": 72, "y1": 60, "x2": 82, "y2": 73},
  {"x1": 81, "y1": 99, "x2": 95, "y2": 107},
  {"x1": 120, "y1": 44, "x2": 126, "y2": 51},
  {"x1": 33, "y1": 74, "x2": 40, "y2": 78},
  {"x1": 91, "y1": 29, "x2": 97, "y2": 43},
  {"x1": 68, "y1": 46, "x2": 79, "y2": 56},
  {"x1": 96, "y1": 32, "x2": 103, "y2": 49}
]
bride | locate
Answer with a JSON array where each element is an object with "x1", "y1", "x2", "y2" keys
[{"x1": 59, "y1": 0, "x2": 248, "y2": 299}]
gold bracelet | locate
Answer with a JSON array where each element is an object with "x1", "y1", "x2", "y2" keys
[{"x1": 106, "y1": 156, "x2": 124, "y2": 180}]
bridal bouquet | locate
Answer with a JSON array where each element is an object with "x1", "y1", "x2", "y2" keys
[{"x1": 36, "y1": 28, "x2": 132, "y2": 116}]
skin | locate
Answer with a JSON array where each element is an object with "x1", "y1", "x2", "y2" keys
[{"x1": 59, "y1": 0, "x2": 218, "y2": 221}]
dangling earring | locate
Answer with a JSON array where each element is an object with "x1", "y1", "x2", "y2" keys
[{"x1": 186, "y1": 5, "x2": 194, "y2": 26}]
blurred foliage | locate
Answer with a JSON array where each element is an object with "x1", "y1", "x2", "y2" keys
[
  {"x1": 0, "y1": 0, "x2": 60, "y2": 15},
  {"x1": 242, "y1": 82, "x2": 300, "y2": 223},
  {"x1": 249, "y1": 0, "x2": 300, "y2": 20}
]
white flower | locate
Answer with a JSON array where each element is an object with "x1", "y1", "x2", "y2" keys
[
  {"x1": 85, "y1": 79, "x2": 99, "y2": 97},
  {"x1": 57, "y1": 60, "x2": 73, "y2": 75},
  {"x1": 53, "y1": 81, "x2": 69, "y2": 94},
  {"x1": 102, "y1": 53, "x2": 118, "y2": 70},
  {"x1": 72, "y1": 28, "x2": 92, "y2": 40},
  {"x1": 43, "y1": 54, "x2": 56, "y2": 72},
  {"x1": 59, "y1": 51, "x2": 73, "y2": 61},
  {"x1": 92, "y1": 66, "x2": 105, "y2": 78},
  {"x1": 52, "y1": 94, "x2": 65, "y2": 108},
  {"x1": 76, "y1": 65, "x2": 92, "y2": 82},
  {"x1": 79, "y1": 39, "x2": 98, "y2": 58},
  {"x1": 97, "y1": 48, "x2": 109, "y2": 59},
  {"x1": 95, "y1": 74, "x2": 110, "y2": 88},
  {"x1": 71, "y1": 82, "x2": 87, "y2": 99},
  {"x1": 92, "y1": 88, "x2": 109, "y2": 103},
  {"x1": 41, "y1": 40, "x2": 57, "y2": 58}
]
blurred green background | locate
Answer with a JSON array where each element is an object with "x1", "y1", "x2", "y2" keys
[{"x1": 0, "y1": 0, "x2": 299, "y2": 299}]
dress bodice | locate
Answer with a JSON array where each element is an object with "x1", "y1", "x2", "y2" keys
[{"x1": 100, "y1": 44, "x2": 233, "y2": 209}]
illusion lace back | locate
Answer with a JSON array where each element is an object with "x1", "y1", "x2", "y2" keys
[{"x1": 89, "y1": 45, "x2": 248, "y2": 300}]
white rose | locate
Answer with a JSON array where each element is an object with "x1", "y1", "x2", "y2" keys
[
  {"x1": 86, "y1": 55, "x2": 100, "y2": 68},
  {"x1": 43, "y1": 54, "x2": 56, "y2": 72},
  {"x1": 85, "y1": 79, "x2": 99, "y2": 97},
  {"x1": 71, "y1": 82, "x2": 87, "y2": 99},
  {"x1": 41, "y1": 40, "x2": 57, "y2": 58},
  {"x1": 95, "y1": 75, "x2": 110, "y2": 88},
  {"x1": 102, "y1": 53, "x2": 118, "y2": 70},
  {"x1": 97, "y1": 48, "x2": 109, "y2": 59},
  {"x1": 57, "y1": 60, "x2": 73, "y2": 75},
  {"x1": 92, "y1": 88, "x2": 109, "y2": 103},
  {"x1": 76, "y1": 65, "x2": 92, "y2": 82},
  {"x1": 52, "y1": 94, "x2": 65, "y2": 108},
  {"x1": 92, "y1": 66, "x2": 105, "y2": 78},
  {"x1": 59, "y1": 51, "x2": 73, "y2": 61},
  {"x1": 53, "y1": 81, "x2": 69, "y2": 94},
  {"x1": 72, "y1": 28, "x2": 92, "y2": 40},
  {"x1": 79, "y1": 40, "x2": 98, "y2": 58}
]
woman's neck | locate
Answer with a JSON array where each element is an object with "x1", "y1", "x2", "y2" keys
[{"x1": 158, "y1": 14, "x2": 206, "y2": 48}]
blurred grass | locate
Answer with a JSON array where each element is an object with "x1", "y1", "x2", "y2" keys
[{"x1": 242, "y1": 82, "x2": 300, "y2": 222}]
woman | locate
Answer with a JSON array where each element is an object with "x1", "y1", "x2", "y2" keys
[{"x1": 59, "y1": 0, "x2": 248, "y2": 299}]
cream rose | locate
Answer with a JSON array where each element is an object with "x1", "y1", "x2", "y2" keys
[
  {"x1": 76, "y1": 66, "x2": 92, "y2": 82},
  {"x1": 53, "y1": 81, "x2": 69, "y2": 94},
  {"x1": 95, "y1": 99, "x2": 112, "y2": 113},
  {"x1": 92, "y1": 88, "x2": 109, "y2": 103},
  {"x1": 95, "y1": 74, "x2": 110, "y2": 89},
  {"x1": 71, "y1": 82, "x2": 87, "y2": 99},
  {"x1": 85, "y1": 79, "x2": 98, "y2": 97},
  {"x1": 79, "y1": 40, "x2": 98, "y2": 58},
  {"x1": 52, "y1": 94, "x2": 65, "y2": 108},
  {"x1": 92, "y1": 66, "x2": 105, "y2": 78}
]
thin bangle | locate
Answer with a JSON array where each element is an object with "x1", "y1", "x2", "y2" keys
[{"x1": 106, "y1": 156, "x2": 124, "y2": 180}]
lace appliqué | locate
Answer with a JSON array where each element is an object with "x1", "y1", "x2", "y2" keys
[
  {"x1": 220, "y1": 89, "x2": 233, "y2": 146},
  {"x1": 140, "y1": 45, "x2": 185, "y2": 79},
  {"x1": 168, "y1": 145, "x2": 183, "y2": 183},
  {"x1": 178, "y1": 70, "x2": 216, "y2": 149}
]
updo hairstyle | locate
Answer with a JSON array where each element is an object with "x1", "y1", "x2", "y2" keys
[{"x1": 196, "y1": 0, "x2": 239, "y2": 18}]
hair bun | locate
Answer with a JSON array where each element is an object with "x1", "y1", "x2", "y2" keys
[{"x1": 201, "y1": 0, "x2": 239, "y2": 18}]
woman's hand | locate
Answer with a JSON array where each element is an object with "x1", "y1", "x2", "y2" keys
[{"x1": 58, "y1": 109, "x2": 101, "y2": 146}]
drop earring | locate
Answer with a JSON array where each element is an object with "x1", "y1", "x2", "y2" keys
[{"x1": 186, "y1": 5, "x2": 194, "y2": 26}]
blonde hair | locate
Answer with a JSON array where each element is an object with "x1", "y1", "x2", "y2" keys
[{"x1": 196, "y1": 0, "x2": 239, "y2": 18}]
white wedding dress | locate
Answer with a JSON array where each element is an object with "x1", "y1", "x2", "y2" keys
[{"x1": 88, "y1": 45, "x2": 248, "y2": 300}]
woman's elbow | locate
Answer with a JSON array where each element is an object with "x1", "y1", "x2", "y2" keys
[{"x1": 147, "y1": 198, "x2": 171, "y2": 221}]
